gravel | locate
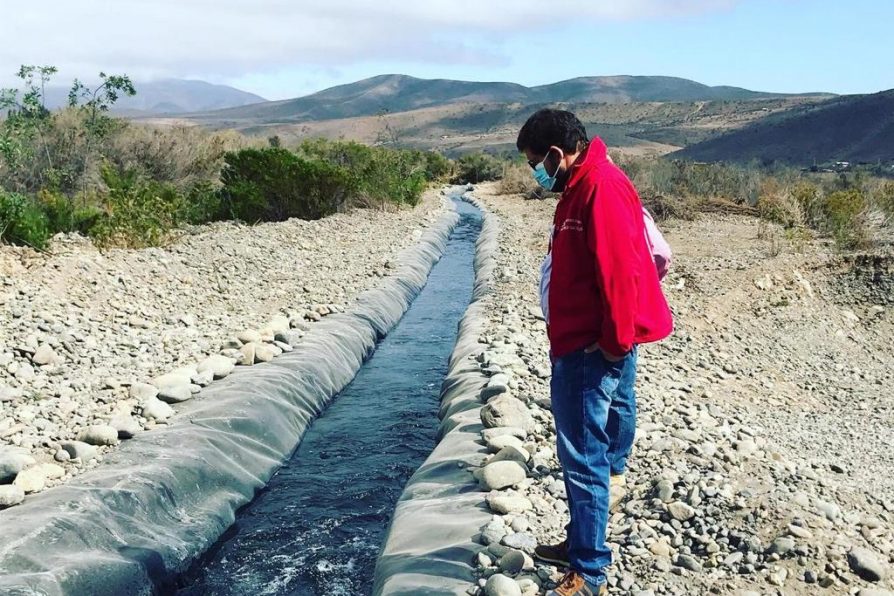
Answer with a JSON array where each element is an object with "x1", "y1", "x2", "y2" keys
[
  {"x1": 0, "y1": 191, "x2": 445, "y2": 506},
  {"x1": 459, "y1": 183, "x2": 894, "y2": 595}
]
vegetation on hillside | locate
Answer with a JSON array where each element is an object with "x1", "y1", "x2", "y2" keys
[
  {"x1": 614, "y1": 155, "x2": 894, "y2": 250},
  {"x1": 0, "y1": 65, "x2": 454, "y2": 249}
]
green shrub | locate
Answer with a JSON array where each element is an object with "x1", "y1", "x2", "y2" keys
[
  {"x1": 297, "y1": 139, "x2": 429, "y2": 207},
  {"x1": 421, "y1": 151, "x2": 454, "y2": 182},
  {"x1": 37, "y1": 189, "x2": 103, "y2": 235},
  {"x1": 0, "y1": 190, "x2": 50, "y2": 248},
  {"x1": 221, "y1": 148, "x2": 356, "y2": 222},
  {"x1": 454, "y1": 152, "x2": 503, "y2": 184},
  {"x1": 179, "y1": 181, "x2": 224, "y2": 224},
  {"x1": 821, "y1": 189, "x2": 868, "y2": 249},
  {"x1": 88, "y1": 166, "x2": 185, "y2": 247}
]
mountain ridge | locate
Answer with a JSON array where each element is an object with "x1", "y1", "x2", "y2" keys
[
  {"x1": 42, "y1": 79, "x2": 267, "y2": 115},
  {"x1": 183, "y1": 73, "x2": 832, "y2": 124},
  {"x1": 675, "y1": 89, "x2": 894, "y2": 164}
]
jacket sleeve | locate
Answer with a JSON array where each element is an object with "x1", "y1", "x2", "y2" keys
[{"x1": 586, "y1": 179, "x2": 640, "y2": 357}]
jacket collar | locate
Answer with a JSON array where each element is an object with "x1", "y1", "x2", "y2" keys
[{"x1": 562, "y1": 136, "x2": 608, "y2": 196}]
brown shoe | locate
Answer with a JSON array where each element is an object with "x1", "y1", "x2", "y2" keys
[
  {"x1": 534, "y1": 538, "x2": 570, "y2": 567},
  {"x1": 546, "y1": 571, "x2": 607, "y2": 596}
]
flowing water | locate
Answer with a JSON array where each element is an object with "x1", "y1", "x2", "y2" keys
[{"x1": 177, "y1": 199, "x2": 482, "y2": 595}]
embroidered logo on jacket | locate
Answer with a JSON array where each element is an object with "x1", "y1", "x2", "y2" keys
[{"x1": 559, "y1": 218, "x2": 583, "y2": 233}]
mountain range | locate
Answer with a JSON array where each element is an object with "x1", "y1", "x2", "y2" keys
[
  {"x1": 114, "y1": 74, "x2": 891, "y2": 166},
  {"x1": 183, "y1": 74, "x2": 823, "y2": 124},
  {"x1": 43, "y1": 79, "x2": 266, "y2": 115}
]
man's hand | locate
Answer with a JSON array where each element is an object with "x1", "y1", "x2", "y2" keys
[{"x1": 584, "y1": 342, "x2": 626, "y2": 362}]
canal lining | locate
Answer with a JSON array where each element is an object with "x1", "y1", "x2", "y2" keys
[{"x1": 0, "y1": 195, "x2": 463, "y2": 596}]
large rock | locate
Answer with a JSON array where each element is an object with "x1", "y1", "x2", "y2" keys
[
  {"x1": 237, "y1": 329, "x2": 262, "y2": 344},
  {"x1": 33, "y1": 463, "x2": 64, "y2": 480},
  {"x1": 486, "y1": 492, "x2": 533, "y2": 514},
  {"x1": 486, "y1": 434, "x2": 526, "y2": 454},
  {"x1": 78, "y1": 425, "x2": 120, "y2": 446},
  {"x1": 848, "y1": 548, "x2": 887, "y2": 582},
  {"x1": 109, "y1": 415, "x2": 142, "y2": 439},
  {"x1": 480, "y1": 461, "x2": 527, "y2": 491},
  {"x1": 501, "y1": 532, "x2": 537, "y2": 553},
  {"x1": 768, "y1": 536, "x2": 796, "y2": 556},
  {"x1": 156, "y1": 384, "x2": 193, "y2": 404},
  {"x1": 481, "y1": 396, "x2": 533, "y2": 431},
  {"x1": 498, "y1": 550, "x2": 526, "y2": 575},
  {"x1": 31, "y1": 344, "x2": 61, "y2": 366},
  {"x1": 485, "y1": 574, "x2": 522, "y2": 596},
  {"x1": 152, "y1": 370, "x2": 194, "y2": 389},
  {"x1": 0, "y1": 485, "x2": 25, "y2": 508},
  {"x1": 667, "y1": 501, "x2": 696, "y2": 521},
  {"x1": 13, "y1": 466, "x2": 47, "y2": 493},
  {"x1": 60, "y1": 441, "x2": 98, "y2": 462},
  {"x1": 267, "y1": 316, "x2": 290, "y2": 335},
  {"x1": 191, "y1": 369, "x2": 214, "y2": 387},
  {"x1": 482, "y1": 427, "x2": 527, "y2": 442},
  {"x1": 142, "y1": 398, "x2": 174, "y2": 421},
  {"x1": 254, "y1": 344, "x2": 276, "y2": 363},
  {"x1": 196, "y1": 355, "x2": 236, "y2": 379},
  {"x1": 0, "y1": 448, "x2": 36, "y2": 483},
  {"x1": 129, "y1": 382, "x2": 159, "y2": 401},
  {"x1": 239, "y1": 342, "x2": 256, "y2": 366},
  {"x1": 490, "y1": 445, "x2": 531, "y2": 465}
]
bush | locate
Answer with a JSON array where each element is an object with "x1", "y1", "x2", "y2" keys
[
  {"x1": 757, "y1": 180, "x2": 805, "y2": 229},
  {"x1": 873, "y1": 182, "x2": 894, "y2": 218},
  {"x1": 497, "y1": 162, "x2": 539, "y2": 196},
  {"x1": 0, "y1": 190, "x2": 50, "y2": 248},
  {"x1": 221, "y1": 148, "x2": 356, "y2": 222},
  {"x1": 106, "y1": 124, "x2": 251, "y2": 191},
  {"x1": 421, "y1": 151, "x2": 454, "y2": 182},
  {"x1": 820, "y1": 189, "x2": 869, "y2": 249},
  {"x1": 297, "y1": 139, "x2": 429, "y2": 207},
  {"x1": 178, "y1": 181, "x2": 224, "y2": 225},
  {"x1": 88, "y1": 166, "x2": 186, "y2": 248},
  {"x1": 37, "y1": 189, "x2": 103, "y2": 235},
  {"x1": 454, "y1": 152, "x2": 503, "y2": 184}
]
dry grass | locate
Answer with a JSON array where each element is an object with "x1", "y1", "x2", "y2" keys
[{"x1": 497, "y1": 162, "x2": 538, "y2": 196}]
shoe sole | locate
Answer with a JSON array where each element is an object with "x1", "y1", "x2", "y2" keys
[{"x1": 534, "y1": 552, "x2": 570, "y2": 568}]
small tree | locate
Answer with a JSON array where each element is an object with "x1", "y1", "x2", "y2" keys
[
  {"x1": 0, "y1": 65, "x2": 58, "y2": 191},
  {"x1": 68, "y1": 72, "x2": 136, "y2": 192}
]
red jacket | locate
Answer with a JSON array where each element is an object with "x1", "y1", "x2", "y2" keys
[{"x1": 547, "y1": 138, "x2": 673, "y2": 358}]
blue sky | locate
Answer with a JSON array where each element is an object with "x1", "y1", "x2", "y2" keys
[
  {"x1": 3, "y1": 0, "x2": 890, "y2": 100},
  {"x1": 229, "y1": 0, "x2": 892, "y2": 99}
]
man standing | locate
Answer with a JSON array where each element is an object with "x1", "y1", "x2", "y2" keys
[{"x1": 516, "y1": 109, "x2": 673, "y2": 595}]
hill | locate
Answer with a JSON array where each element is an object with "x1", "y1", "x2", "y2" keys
[
  {"x1": 183, "y1": 74, "x2": 823, "y2": 125},
  {"x1": 150, "y1": 96, "x2": 823, "y2": 157},
  {"x1": 44, "y1": 79, "x2": 266, "y2": 115},
  {"x1": 675, "y1": 89, "x2": 894, "y2": 165}
]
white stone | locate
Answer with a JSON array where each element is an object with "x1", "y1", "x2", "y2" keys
[
  {"x1": 0, "y1": 484, "x2": 25, "y2": 507},
  {"x1": 78, "y1": 425, "x2": 120, "y2": 446}
]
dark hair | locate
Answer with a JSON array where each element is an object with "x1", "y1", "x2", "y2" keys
[{"x1": 516, "y1": 109, "x2": 588, "y2": 155}]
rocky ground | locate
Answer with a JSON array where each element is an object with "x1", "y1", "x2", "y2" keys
[
  {"x1": 0, "y1": 192, "x2": 446, "y2": 508},
  {"x1": 466, "y1": 183, "x2": 893, "y2": 596}
]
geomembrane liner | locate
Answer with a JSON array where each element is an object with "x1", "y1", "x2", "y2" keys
[{"x1": 0, "y1": 201, "x2": 461, "y2": 596}]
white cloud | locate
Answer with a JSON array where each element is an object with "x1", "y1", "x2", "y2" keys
[{"x1": 0, "y1": 0, "x2": 740, "y2": 84}]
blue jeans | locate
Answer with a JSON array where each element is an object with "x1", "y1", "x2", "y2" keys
[
  {"x1": 607, "y1": 346, "x2": 638, "y2": 475},
  {"x1": 551, "y1": 347, "x2": 638, "y2": 586}
]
